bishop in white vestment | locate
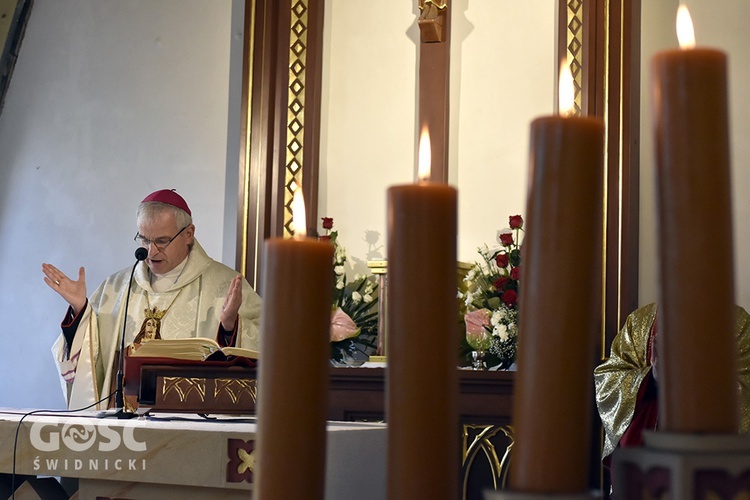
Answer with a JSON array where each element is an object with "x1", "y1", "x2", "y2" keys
[{"x1": 42, "y1": 189, "x2": 262, "y2": 410}]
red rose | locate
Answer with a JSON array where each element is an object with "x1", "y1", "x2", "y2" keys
[
  {"x1": 500, "y1": 233, "x2": 514, "y2": 246},
  {"x1": 495, "y1": 253, "x2": 509, "y2": 268},
  {"x1": 319, "y1": 235, "x2": 332, "y2": 242},
  {"x1": 510, "y1": 266, "x2": 521, "y2": 280},
  {"x1": 502, "y1": 289, "x2": 518, "y2": 307},
  {"x1": 493, "y1": 276, "x2": 510, "y2": 290},
  {"x1": 321, "y1": 217, "x2": 334, "y2": 230},
  {"x1": 509, "y1": 215, "x2": 524, "y2": 229}
]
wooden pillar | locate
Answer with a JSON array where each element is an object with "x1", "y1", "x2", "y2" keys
[
  {"x1": 417, "y1": 0, "x2": 451, "y2": 182},
  {"x1": 237, "y1": 0, "x2": 325, "y2": 293}
]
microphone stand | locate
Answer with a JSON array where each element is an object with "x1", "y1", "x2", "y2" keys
[{"x1": 102, "y1": 247, "x2": 147, "y2": 419}]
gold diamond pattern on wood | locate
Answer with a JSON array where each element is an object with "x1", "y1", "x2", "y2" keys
[
  {"x1": 284, "y1": 0, "x2": 309, "y2": 237},
  {"x1": 566, "y1": 0, "x2": 583, "y2": 116}
]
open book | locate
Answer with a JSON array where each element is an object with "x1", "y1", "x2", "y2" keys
[{"x1": 128, "y1": 338, "x2": 259, "y2": 362}]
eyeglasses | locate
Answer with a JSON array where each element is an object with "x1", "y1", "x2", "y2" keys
[{"x1": 134, "y1": 225, "x2": 188, "y2": 251}]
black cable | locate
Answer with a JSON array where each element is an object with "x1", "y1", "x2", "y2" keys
[{"x1": 9, "y1": 392, "x2": 114, "y2": 499}]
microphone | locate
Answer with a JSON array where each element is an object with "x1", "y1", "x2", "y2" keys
[
  {"x1": 134, "y1": 246, "x2": 148, "y2": 261},
  {"x1": 111, "y1": 247, "x2": 148, "y2": 419}
]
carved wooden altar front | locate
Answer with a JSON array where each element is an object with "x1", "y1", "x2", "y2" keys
[{"x1": 329, "y1": 367, "x2": 515, "y2": 500}]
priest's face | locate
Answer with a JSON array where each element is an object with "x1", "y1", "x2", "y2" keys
[{"x1": 137, "y1": 210, "x2": 195, "y2": 275}]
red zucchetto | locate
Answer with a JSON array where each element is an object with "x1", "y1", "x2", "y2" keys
[{"x1": 141, "y1": 189, "x2": 191, "y2": 216}]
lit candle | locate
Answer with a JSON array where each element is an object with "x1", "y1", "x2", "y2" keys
[
  {"x1": 255, "y1": 188, "x2": 335, "y2": 499},
  {"x1": 386, "y1": 129, "x2": 458, "y2": 499},
  {"x1": 653, "y1": 5, "x2": 737, "y2": 434},
  {"x1": 509, "y1": 61, "x2": 605, "y2": 493}
]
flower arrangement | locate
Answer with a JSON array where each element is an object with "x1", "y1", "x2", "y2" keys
[
  {"x1": 320, "y1": 217, "x2": 379, "y2": 364},
  {"x1": 458, "y1": 214, "x2": 524, "y2": 369}
]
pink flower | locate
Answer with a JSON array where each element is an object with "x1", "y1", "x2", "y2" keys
[
  {"x1": 464, "y1": 309, "x2": 491, "y2": 345},
  {"x1": 330, "y1": 307, "x2": 360, "y2": 341},
  {"x1": 465, "y1": 309, "x2": 491, "y2": 334}
]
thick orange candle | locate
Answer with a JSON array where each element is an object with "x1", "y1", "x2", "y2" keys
[
  {"x1": 255, "y1": 192, "x2": 334, "y2": 499},
  {"x1": 386, "y1": 131, "x2": 458, "y2": 499},
  {"x1": 652, "y1": 6, "x2": 737, "y2": 434},
  {"x1": 509, "y1": 62, "x2": 605, "y2": 494}
]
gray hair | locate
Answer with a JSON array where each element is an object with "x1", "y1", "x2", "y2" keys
[{"x1": 137, "y1": 201, "x2": 193, "y2": 229}]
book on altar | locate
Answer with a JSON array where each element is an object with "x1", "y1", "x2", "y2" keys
[{"x1": 128, "y1": 338, "x2": 259, "y2": 362}]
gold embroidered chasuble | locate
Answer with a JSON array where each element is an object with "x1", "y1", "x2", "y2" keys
[
  {"x1": 52, "y1": 240, "x2": 261, "y2": 410},
  {"x1": 594, "y1": 303, "x2": 750, "y2": 459}
]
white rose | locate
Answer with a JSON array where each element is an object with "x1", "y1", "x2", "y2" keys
[
  {"x1": 494, "y1": 323, "x2": 509, "y2": 341},
  {"x1": 491, "y1": 309, "x2": 506, "y2": 325}
]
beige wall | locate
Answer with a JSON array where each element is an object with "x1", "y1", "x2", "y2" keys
[
  {"x1": 639, "y1": 0, "x2": 750, "y2": 308},
  {"x1": 321, "y1": 0, "x2": 750, "y2": 312},
  {"x1": 319, "y1": 0, "x2": 555, "y2": 274}
]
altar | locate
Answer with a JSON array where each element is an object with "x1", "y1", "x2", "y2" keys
[
  {"x1": 126, "y1": 361, "x2": 517, "y2": 498},
  {"x1": 0, "y1": 409, "x2": 386, "y2": 499}
]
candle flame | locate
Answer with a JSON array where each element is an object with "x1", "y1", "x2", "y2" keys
[
  {"x1": 418, "y1": 128, "x2": 431, "y2": 182},
  {"x1": 558, "y1": 58, "x2": 575, "y2": 116},
  {"x1": 676, "y1": 4, "x2": 696, "y2": 49},
  {"x1": 291, "y1": 188, "x2": 307, "y2": 238}
]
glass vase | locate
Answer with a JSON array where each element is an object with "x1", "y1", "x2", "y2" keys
[{"x1": 466, "y1": 329, "x2": 491, "y2": 370}]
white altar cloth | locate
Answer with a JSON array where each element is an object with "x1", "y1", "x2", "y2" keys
[{"x1": 0, "y1": 409, "x2": 386, "y2": 499}]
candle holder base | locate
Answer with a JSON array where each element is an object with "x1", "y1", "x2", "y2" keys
[
  {"x1": 612, "y1": 431, "x2": 750, "y2": 499},
  {"x1": 484, "y1": 490, "x2": 596, "y2": 499}
]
